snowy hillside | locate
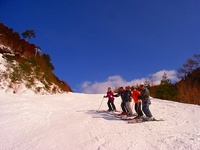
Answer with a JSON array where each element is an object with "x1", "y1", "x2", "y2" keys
[
  {"x1": 0, "y1": 52, "x2": 71, "y2": 94},
  {"x1": 0, "y1": 91, "x2": 199, "y2": 150}
]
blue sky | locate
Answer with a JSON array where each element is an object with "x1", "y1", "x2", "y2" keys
[{"x1": 1, "y1": 0, "x2": 200, "y2": 93}]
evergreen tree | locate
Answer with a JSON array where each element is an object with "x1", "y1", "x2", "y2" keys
[
  {"x1": 144, "y1": 79, "x2": 150, "y2": 87},
  {"x1": 41, "y1": 53, "x2": 55, "y2": 71},
  {"x1": 155, "y1": 72, "x2": 177, "y2": 100},
  {"x1": 21, "y1": 30, "x2": 35, "y2": 41}
]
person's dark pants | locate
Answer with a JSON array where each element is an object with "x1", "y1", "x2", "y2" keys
[
  {"x1": 135, "y1": 102, "x2": 143, "y2": 116},
  {"x1": 107, "y1": 100, "x2": 116, "y2": 111},
  {"x1": 121, "y1": 102, "x2": 128, "y2": 113}
]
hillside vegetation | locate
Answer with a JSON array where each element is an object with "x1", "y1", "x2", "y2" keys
[
  {"x1": 134, "y1": 54, "x2": 200, "y2": 105},
  {"x1": 0, "y1": 23, "x2": 72, "y2": 94}
]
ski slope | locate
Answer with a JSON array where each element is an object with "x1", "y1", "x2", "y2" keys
[{"x1": 0, "y1": 91, "x2": 200, "y2": 150}]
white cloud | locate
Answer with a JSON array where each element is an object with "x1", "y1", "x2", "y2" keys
[
  {"x1": 80, "y1": 70, "x2": 178, "y2": 94},
  {"x1": 148, "y1": 70, "x2": 178, "y2": 85}
]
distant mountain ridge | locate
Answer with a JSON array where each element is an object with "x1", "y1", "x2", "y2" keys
[{"x1": 0, "y1": 23, "x2": 72, "y2": 94}]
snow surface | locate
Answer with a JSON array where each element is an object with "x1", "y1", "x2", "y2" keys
[{"x1": 0, "y1": 91, "x2": 200, "y2": 150}]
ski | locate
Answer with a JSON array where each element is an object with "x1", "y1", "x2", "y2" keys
[
  {"x1": 96, "y1": 110, "x2": 121, "y2": 114},
  {"x1": 114, "y1": 114, "x2": 123, "y2": 118},
  {"x1": 96, "y1": 110, "x2": 109, "y2": 113},
  {"x1": 114, "y1": 113, "x2": 137, "y2": 119},
  {"x1": 128, "y1": 118, "x2": 144, "y2": 123},
  {"x1": 128, "y1": 118, "x2": 165, "y2": 124},
  {"x1": 108, "y1": 111, "x2": 121, "y2": 115},
  {"x1": 120, "y1": 116, "x2": 135, "y2": 120}
]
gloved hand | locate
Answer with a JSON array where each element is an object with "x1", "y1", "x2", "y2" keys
[{"x1": 149, "y1": 100, "x2": 151, "y2": 105}]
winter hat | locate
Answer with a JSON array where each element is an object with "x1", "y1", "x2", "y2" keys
[
  {"x1": 140, "y1": 83, "x2": 145, "y2": 88},
  {"x1": 125, "y1": 86, "x2": 130, "y2": 89}
]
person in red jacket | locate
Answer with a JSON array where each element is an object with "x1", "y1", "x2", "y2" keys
[
  {"x1": 131, "y1": 86, "x2": 143, "y2": 118},
  {"x1": 104, "y1": 87, "x2": 116, "y2": 112}
]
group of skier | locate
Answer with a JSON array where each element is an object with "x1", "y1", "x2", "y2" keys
[{"x1": 103, "y1": 83, "x2": 153, "y2": 120}]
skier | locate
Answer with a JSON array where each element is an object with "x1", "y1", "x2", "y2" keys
[
  {"x1": 131, "y1": 86, "x2": 143, "y2": 118},
  {"x1": 140, "y1": 83, "x2": 154, "y2": 120},
  {"x1": 124, "y1": 86, "x2": 134, "y2": 117},
  {"x1": 104, "y1": 87, "x2": 116, "y2": 112},
  {"x1": 114, "y1": 87, "x2": 128, "y2": 115}
]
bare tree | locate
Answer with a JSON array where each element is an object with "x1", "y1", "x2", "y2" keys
[
  {"x1": 35, "y1": 46, "x2": 41, "y2": 56},
  {"x1": 177, "y1": 54, "x2": 200, "y2": 104},
  {"x1": 177, "y1": 54, "x2": 200, "y2": 79}
]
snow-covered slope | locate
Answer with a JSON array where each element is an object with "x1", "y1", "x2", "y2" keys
[
  {"x1": 0, "y1": 91, "x2": 199, "y2": 150},
  {"x1": 0, "y1": 53, "x2": 71, "y2": 94}
]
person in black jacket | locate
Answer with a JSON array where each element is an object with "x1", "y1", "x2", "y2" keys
[
  {"x1": 124, "y1": 86, "x2": 134, "y2": 117},
  {"x1": 114, "y1": 87, "x2": 128, "y2": 115}
]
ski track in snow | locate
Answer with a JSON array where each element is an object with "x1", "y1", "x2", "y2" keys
[{"x1": 0, "y1": 92, "x2": 200, "y2": 150}]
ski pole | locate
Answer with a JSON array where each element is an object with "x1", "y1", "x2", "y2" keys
[{"x1": 97, "y1": 97, "x2": 104, "y2": 111}]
